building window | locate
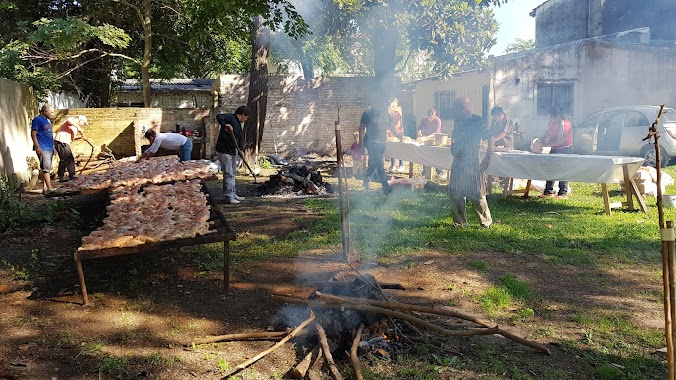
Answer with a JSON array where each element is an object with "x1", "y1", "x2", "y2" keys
[
  {"x1": 536, "y1": 83, "x2": 573, "y2": 116},
  {"x1": 434, "y1": 90, "x2": 456, "y2": 119}
]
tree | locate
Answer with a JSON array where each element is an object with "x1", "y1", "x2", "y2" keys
[
  {"x1": 504, "y1": 38, "x2": 534, "y2": 54},
  {"x1": 0, "y1": 0, "x2": 308, "y2": 106}
]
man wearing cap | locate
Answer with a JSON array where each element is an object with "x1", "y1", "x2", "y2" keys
[
  {"x1": 54, "y1": 115, "x2": 89, "y2": 182},
  {"x1": 137, "y1": 129, "x2": 193, "y2": 162}
]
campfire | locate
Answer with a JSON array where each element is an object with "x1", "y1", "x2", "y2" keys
[
  {"x1": 256, "y1": 165, "x2": 334, "y2": 196},
  {"x1": 188, "y1": 275, "x2": 550, "y2": 380}
]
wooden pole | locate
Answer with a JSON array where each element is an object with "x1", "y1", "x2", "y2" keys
[
  {"x1": 335, "y1": 119, "x2": 349, "y2": 260},
  {"x1": 189, "y1": 330, "x2": 288, "y2": 346},
  {"x1": 643, "y1": 105, "x2": 674, "y2": 379},
  {"x1": 667, "y1": 220, "x2": 676, "y2": 366}
]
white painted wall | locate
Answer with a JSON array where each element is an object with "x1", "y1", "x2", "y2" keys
[{"x1": 0, "y1": 78, "x2": 39, "y2": 185}]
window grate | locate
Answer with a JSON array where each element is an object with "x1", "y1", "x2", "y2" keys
[{"x1": 536, "y1": 83, "x2": 573, "y2": 116}]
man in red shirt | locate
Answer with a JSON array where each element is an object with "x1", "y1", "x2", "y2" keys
[
  {"x1": 417, "y1": 108, "x2": 442, "y2": 138},
  {"x1": 539, "y1": 106, "x2": 573, "y2": 198}
]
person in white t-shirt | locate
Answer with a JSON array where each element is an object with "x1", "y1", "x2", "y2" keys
[
  {"x1": 137, "y1": 129, "x2": 193, "y2": 162},
  {"x1": 54, "y1": 115, "x2": 89, "y2": 182}
]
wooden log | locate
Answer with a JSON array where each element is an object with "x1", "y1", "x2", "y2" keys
[
  {"x1": 224, "y1": 312, "x2": 315, "y2": 379},
  {"x1": 350, "y1": 323, "x2": 365, "y2": 380},
  {"x1": 271, "y1": 294, "x2": 498, "y2": 338},
  {"x1": 189, "y1": 330, "x2": 289, "y2": 346},
  {"x1": 290, "y1": 344, "x2": 322, "y2": 379},
  {"x1": 315, "y1": 292, "x2": 551, "y2": 355},
  {"x1": 316, "y1": 324, "x2": 343, "y2": 380}
]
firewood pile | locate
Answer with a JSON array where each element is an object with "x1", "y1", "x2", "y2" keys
[
  {"x1": 256, "y1": 165, "x2": 334, "y2": 196},
  {"x1": 190, "y1": 275, "x2": 550, "y2": 380}
]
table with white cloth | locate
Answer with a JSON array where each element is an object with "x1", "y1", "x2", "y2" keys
[
  {"x1": 485, "y1": 152, "x2": 648, "y2": 215},
  {"x1": 384, "y1": 141, "x2": 453, "y2": 179}
]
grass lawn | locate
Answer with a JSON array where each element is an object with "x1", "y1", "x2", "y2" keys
[{"x1": 225, "y1": 165, "x2": 676, "y2": 379}]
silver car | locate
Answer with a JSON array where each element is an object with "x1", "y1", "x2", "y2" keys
[{"x1": 572, "y1": 105, "x2": 676, "y2": 167}]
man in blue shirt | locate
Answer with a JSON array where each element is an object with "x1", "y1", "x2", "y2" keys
[{"x1": 31, "y1": 105, "x2": 55, "y2": 193}]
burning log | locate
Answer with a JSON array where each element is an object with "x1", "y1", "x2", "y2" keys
[
  {"x1": 290, "y1": 344, "x2": 322, "y2": 379},
  {"x1": 271, "y1": 294, "x2": 499, "y2": 338},
  {"x1": 223, "y1": 311, "x2": 316, "y2": 379},
  {"x1": 350, "y1": 323, "x2": 365, "y2": 380},
  {"x1": 314, "y1": 292, "x2": 551, "y2": 355},
  {"x1": 256, "y1": 165, "x2": 333, "y2": 196},
  {"x1": 316, "y1": 324, "x2": 343, "y2": 380}
]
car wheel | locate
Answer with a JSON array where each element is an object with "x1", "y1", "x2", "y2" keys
[{"x1": 640, "y1": 144, "x2": 671, "y2": 167}]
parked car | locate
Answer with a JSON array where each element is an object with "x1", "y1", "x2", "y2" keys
[{"x1": 572, "y1": 105, "x2": 676, "y2": 167}]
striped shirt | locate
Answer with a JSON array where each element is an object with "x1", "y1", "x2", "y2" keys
[{"x1": 450, "y1": 114, "x2": 490, "y2": 198}]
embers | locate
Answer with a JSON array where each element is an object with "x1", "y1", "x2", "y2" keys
[{"x1": 256, "y1": 165, "x2": 333, "y2": 196}]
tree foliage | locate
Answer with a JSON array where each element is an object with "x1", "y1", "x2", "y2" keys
[
  {"x1": 0, "y1": 0, "x2": 308, "y2": 104},
  {"x1": 504, "y1": 38, "x2": 534, "y2": 54}
]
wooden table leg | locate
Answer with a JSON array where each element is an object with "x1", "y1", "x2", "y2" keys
[
  {"x1": 522, "y1": 180, "x2": 532, "y2": 199},
  {"x1": 223, "y1": 240, "x2": 230, "y2": 290},
  {"x1": 629, "y1": 179, "x2": 649, "y2": 213},
  {"x1": 74, "y1": 256, "x2": 89, "y2": 305},
  {"x1": 408, "y1": 162, "x2": 413, "y2": 178},
  {"x1": 601, "y1": 183, "x2": 612, "y2": 215},
  {"x1": 622, "y1": 164, "x2": 635, "y2": 211},
  {"x1": 502, "y1": 178, "x2": 512, "y2": 199}
]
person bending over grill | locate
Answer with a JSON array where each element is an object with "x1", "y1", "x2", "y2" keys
[
  {"x1": 54, "y1": 115, "x2": 89, "y2": 182},
  {"x1": 137, "y1": 129, "x2": 193, "y2": 162}
]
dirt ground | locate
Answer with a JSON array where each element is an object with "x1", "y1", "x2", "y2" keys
[{"x1": 0, "y1": 167, "x2": 667, "y2": 379}]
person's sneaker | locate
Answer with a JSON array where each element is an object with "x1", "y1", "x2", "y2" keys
[
  {"x1": 539, "y1": 193, "x2": 555, "y2": 198},
  {"x1": 388, "y1": 166, "x2": 396, "y2": 172},
  {"x1": 555, "y1": 194, "x2": 568, "y2": 199},
  {"x1": 226, "y1": 198, "x2": 240, "y2": 204},
  {"x1": 234, "y1": 195, "x2": 245, "y2": 201},
  {"x1": 397, "y1": 165, "x2": 407, "y2": 173},
  {"x1": 57, "y1": 177, "x2": 68, "y2": 182}
]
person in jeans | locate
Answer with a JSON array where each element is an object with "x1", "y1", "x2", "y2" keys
[
  {"x1": 54, "y1": 115, "x2": 89, "y2": 182},
  {"x1": 359, "y1": 103, "x2": 391, "y2": 194},
  {"x1": 539, "y1": 105, "x2": 573, "y2": 198},
  {"x1": 137, "y1": 129, "x2": 193, "y2": 162},
  {"x1": 31, "y1": 104, "x2": 55, "y2": 193},
  {"x1": 216, "y1": 106, "x2": 249, "y2": 204}
]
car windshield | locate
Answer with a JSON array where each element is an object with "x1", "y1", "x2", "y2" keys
[{"x1": 664, "y1": 109, "x2": 676, "y2": 123}]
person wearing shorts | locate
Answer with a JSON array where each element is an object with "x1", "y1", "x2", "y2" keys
[{"x1": 31, "y1": 105, "x2": 55, "y2": 193}]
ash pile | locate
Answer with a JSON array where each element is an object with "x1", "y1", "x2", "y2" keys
[{"x1": 256, "y1": 165, "x2": 334, "y2": 196}]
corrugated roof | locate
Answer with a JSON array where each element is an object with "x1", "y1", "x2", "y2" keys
[{"x1": 118, "y1": 78, "x2": 215, "y2": 92}]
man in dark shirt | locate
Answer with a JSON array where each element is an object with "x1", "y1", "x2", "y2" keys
[
  {"x1": 358, "y1": 104, "x2": 390, "y2": 194},
  {"x1": 216, "y1": 106, "x2": 249, "y2": 204},
  {"x1": 488, "y1": 106, "x2": 514, "y2": 151},
  {"x1": 449, "y1": 97, "x2": 493, "y2": 228}
]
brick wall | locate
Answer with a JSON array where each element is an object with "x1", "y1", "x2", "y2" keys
[
  {"x1": 215, "y1": 75, "x2": 381, "y2": 157},
  {"x1": 52, "y1": 108, "x2": 209, "y2": 159}
]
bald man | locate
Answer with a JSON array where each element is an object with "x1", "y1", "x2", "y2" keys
[{"x1": 449, "y1": 97, "x2": 493, "y2": 228}]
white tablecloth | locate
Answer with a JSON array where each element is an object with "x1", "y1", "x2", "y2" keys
[
  {"x1": 383, "y1": 142, "x2": 645, "y2": 184},
  {"x1": 384, "y1": 142, "x2": 452, "y2": 170},
  {"x1": 485, "y1": 152, "x2": 645, "y2": 184}
]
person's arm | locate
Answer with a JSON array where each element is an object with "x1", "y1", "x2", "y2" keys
[
  {"x1": 31, "y1": 129, "x2": 42, "y2": 156},
  {"x1": 136, "y1": 135, "x2": 162, "y2": 162},
  {"x1": 491, "y1": 120, "x2": 510, "y2": 146},
  {"x1": 480, "y1": 123, "x2": 493, "y2": 172}
]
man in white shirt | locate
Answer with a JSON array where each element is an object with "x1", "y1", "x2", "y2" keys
[
  {"x1": 54, "y1": 115, "x2": 89, "y2": 182},
  {"x1": 137, "y1": 129, "x2": 193, "y2": 162}
]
